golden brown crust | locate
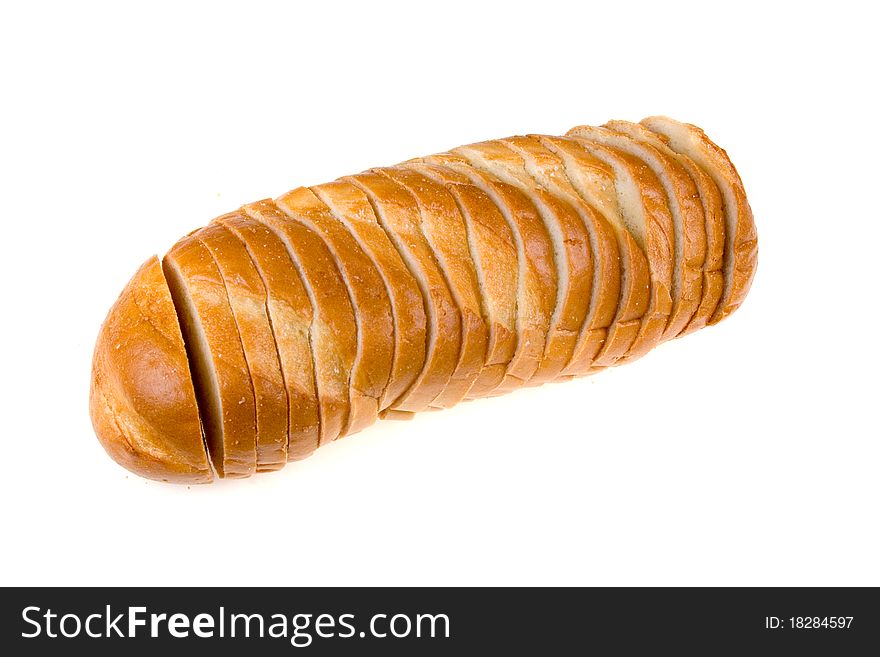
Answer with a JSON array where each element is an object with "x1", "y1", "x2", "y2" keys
[
  {"x1": 197, "y1": 220, "x2": 288, "y2": 470},
  {"x1": 163, "y1": 236, "x2": 257, "y2": 478},
  {"x1": 375, "y1": 166, "x2": 489, "y2": 407},
  {"x1": 311, "y1": 180, "x2": 427, "y2": 412},
  {"x1": 640, "y1": 116, "x2": 757, "y2": 324},
  {"x1": 89, "y1": 257, "x2": 212, "y2": 483},
  {"x1": 279, "y1": 187, "x2": 395, "y2": 417},
  {"x1": 603, "y1": 120, "x2": 725, "y2": 335},
  {"x1": 402, "y1": 162, "x2": 518, "y2": 398},
  {"x1": 344, "y1": 172, "x2": 460, "y2": 412},
  {"x1": 244, "y1": 199, "x2": 365, "y2": 443},
  {"x1": 216, "y1": 214, "x2": 320, "y2": 461}
]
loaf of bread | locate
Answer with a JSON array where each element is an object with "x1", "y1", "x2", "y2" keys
[{"x1": 89, "y1": 117, "x2": 758, "y2": 483}]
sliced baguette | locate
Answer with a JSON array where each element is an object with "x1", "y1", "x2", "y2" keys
[
  {"x1": 243, "y1": 199, "x2": 362, "y2": 443},
  {"x1": 640, "y1": 116, "x2": 757, "y2": 323},
  {"x1": 163, "y1": 235, "x2": 257, "y2": 478},
  {"x1": 92, "y1": 117, "x2": 758, "y2": 483},
  {"x1": 278, "y1": 187, "x2": 395, "y2": 415},
  {"x1": 197, "y1": 221, "x2": 288, "y2": 470},
  {"x1": 345, "y1": 172, "x2": 460, "y2": 412},
  {"x1": 89, "y1": 256, "x2": 212, "y2": 483},
  {"x1": 216, "y1": 214, "x2": 320, "y2": 460},
  {"x1": 403, "y1": 161, "x2": 519, "y2": 398},
  {"x1": 376, "y1": 166, "x2": 489, "y2": 407}
]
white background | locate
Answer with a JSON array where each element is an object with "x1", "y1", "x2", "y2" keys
[{"x1": 1, "y1": 0, "x2": 877, "y2": 587}]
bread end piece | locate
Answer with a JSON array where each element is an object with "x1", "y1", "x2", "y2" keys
[{"x1": 89, "y1": 256, "x2": 213, "y2": 483}]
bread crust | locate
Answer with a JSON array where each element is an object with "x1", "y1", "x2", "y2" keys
[
  {"x1": 533, "y1": 136, "x2": 652, "y2": 369},
  {"x1": 344, "y1": 172, "x2": 460, "y2": 412},
  {"x1": 603, "y1": 120, "x2": 724, "y2": 335},
  {"x1": 163, "y1": 235, "x2": 257, "y2": 478},
  {"x1": 89, "y1": 256, "x2": 212, "y2": 483},
  {"x1": 197, "y1": 220, "x2": 288, "y2": 470},
  {"x1": 402, "y1": 162, "x2": 518, "y2": 398},
  {"x1": 376, "y1": 166, "x2": 489, "y2": 407},
  {"x1": 640, "y1": 116, "x2": 757, "y2": 324},
  {"x1": 244, "y1": 199, "x2": 364, "y2": 443},
  {"x1": 216, "y1": 214, "x2": 320, "y2": 460},
  {"x1": 279, "y1": 187, "x2": 395, "y2": 417}
]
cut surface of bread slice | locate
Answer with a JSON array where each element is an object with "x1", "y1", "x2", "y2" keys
[
  {"x1": 498, "y1": 135, "x2": 622, "y2": 375},
  {"x1": 556, "y1": 135, "x2": 673, "y2": 362},
  {"x1": 311, "y1": 180, "x2": 427, "y2": 414},
  {"x1": 402, "y1": 161, "x2": 518, "y2": 398},
  {"x1": 244, "y1": 199, "x2": 362, "y2": 443},
  {"x1": 451, "y1": 141, "x2": 594, "y2": 384},
  {"x1": 279, "y1": 187, "x2": 394, "y2": 416},
  {"x1": 533, "y1": 135, "x2": 651, "y2": 370},
  {"x1": 163, "y1": 235, "x2": 257, "y2": 478},
  {"x1": 344, "y1": 171, "x2": 460, "y2": 412},
  {"x1": 603, "y1": 120, "x2": 725, "y2": 335},
  {"x1": 569, "y1": 124, "x2": 706, "y2": 340},
  {"x1": 375, "y1": 166, "x2": 488, "y2": 407},
  {"x1": 197, "y1": 220, "x2": 288, "y2": 470},
  {"x1": 89, "y1": 256, "x2": 212, "y2": 483},
  {"x1": 216, "y1": 213, "x2": 320, "y2": 461},
  {"x1": 640, "y1": 116, "x2": 757, "y2": 324}
]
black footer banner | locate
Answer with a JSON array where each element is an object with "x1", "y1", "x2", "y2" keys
[{"x1": 2, "y1": 587, "x2": 877, "y2": 654}]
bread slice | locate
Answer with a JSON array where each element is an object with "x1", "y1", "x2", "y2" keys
[
  {"x1": 278, "y1": 187, "x2": 395, "y2": 417},
  {"x1": 89, "y1": 256, "x2": 212, "y2": 483},
  {"x1": 311, "y1": 180, "x2": 427, "y2": 416},
  {"x1": 375, "y1": 166, "x2": 489, "y2": 407},
  {"x1": 417, "y1": 152, "x2": 554, "y2": 393},
  {"x1": 196, "y1": 221, "x2": 288, "y2": 471},
  {"x1": 640, "y1": 116, "x2": 757, "y2": 323},
  {"x1": 603, "y1": 120, "x2": 725, "y2": 335},
  {"x1": 402, "y1": 161, "x2": 518, "y2": 398},
  {"x1": 216, "y1": 214, "x2": 320, "y2": 461},
  {"x1": 553, "y1": 135, "x2": 673, "y2": 362},
  {"x1": 163, "y1": 235, "x2": 257, "y2": 478},
  {"x1": 566, "y1": 125, "x2": 706, "y2": 341},
  {"x1": 345, "y1": 172, "x2": 460, "y2": 412},
  {"x1": 243, "y1": 199, "x2": 363, "y2": 443},
  {"x1": 498, "y1": 136, "x2": 623, "y2": 374},
  {"x1": 532, "y1": 135, "x2": 652, "y2": 369}
]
